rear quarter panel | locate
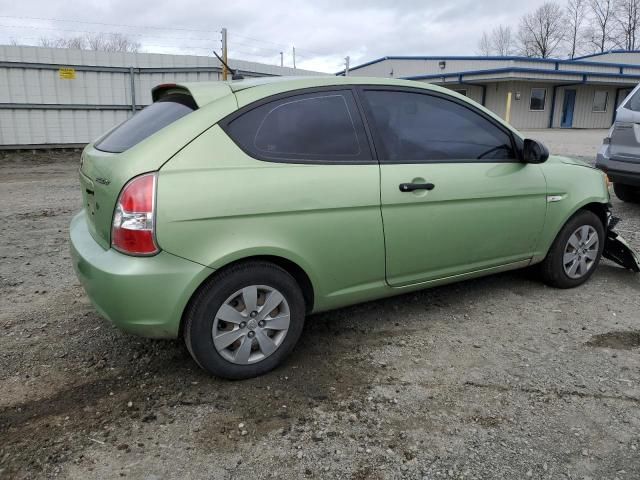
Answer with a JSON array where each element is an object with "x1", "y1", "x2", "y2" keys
[
  {"x1": 155, "y1": 125, "x2": 386, "y2": 313},
  {"x1": 533, "y1": 157, "x2": 609, "y2": 262},
  {"x1": 78, "y1": 92, "x2": 238, "y2": 249}
]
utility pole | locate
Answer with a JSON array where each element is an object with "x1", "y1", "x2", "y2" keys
[
  {"x1": 280, "y1": 51, "x2": 283, "y2": 67},
  {"x1": 292, "y1": 46, "x2": 296, "y2": 69},
  {"x1": 221, "y1": 27, "x2": 228, "y2": 81},
  {"x1": 344, "y1": 56, "x2": 350, "y2": 76}
]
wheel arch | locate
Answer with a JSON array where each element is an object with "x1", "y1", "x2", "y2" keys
[
  {"x1": 179, "y1": 254, "x2": 316, "y2": 338},
  {"x1": 580, "y1": 201, "x2": 609, "y2": 229},
  {"x1": 536, "y1": 199, "x2": 609, "y2": 263}
]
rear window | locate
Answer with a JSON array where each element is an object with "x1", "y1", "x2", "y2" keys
[
  {"x1": 95, "y1": 93, "x2": 197, "y2": 153},
  {"x1": 223, "y1": 90, "x2": 372, "y2": 163}
]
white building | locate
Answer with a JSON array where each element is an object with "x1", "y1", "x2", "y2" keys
[{"x1": 341, "y1": 50, "x2": 640, "y2": 130}]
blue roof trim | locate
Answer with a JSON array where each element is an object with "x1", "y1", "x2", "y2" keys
[
  {"x1": 338, "y1": 53, "x2": 640, "y2": 76},
  {"x1": 403, "y1": 66, "x2": 640, "y2": 81}
]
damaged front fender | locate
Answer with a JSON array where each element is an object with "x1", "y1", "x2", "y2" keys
[{"x1": 603, "y1": 217, "x2": 640, "y2": 272}]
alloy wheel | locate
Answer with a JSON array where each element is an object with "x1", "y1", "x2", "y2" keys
[
  {"x1": 212, "y1": 285, "x2": 290, "y2": 364},
  {"x1": 563, "y1": 225, "x2": 599, "y2": 279}
]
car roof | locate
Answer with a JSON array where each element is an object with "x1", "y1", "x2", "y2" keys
[
  {"x1": 177, "y1": 76, "x2": 446, "y2": 103},
  {"x1": 173, "y1": 76, "x2": 521, "y2": 139}
]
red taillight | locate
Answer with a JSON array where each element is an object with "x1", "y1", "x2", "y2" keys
[{"x1": 111, "y1": 173, "x2": 159, "y2": 256}]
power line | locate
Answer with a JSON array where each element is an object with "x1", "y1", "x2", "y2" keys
[
  {"x1": 0, "y1": 23, "x2": 218, "y2": 42},
  {"x1": 0, "y1": 15, "x2": 330, "y2": 58},
  {"x1": 0, "y1": 15, "x2": 214, "y2": 33},
  {"x1": 3, "y1": 35, "x2": 217, "y2": 51}
]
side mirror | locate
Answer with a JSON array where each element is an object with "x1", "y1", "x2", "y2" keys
[{"x1": 523, "y1": 139, "x2": 549, "y2": 164}]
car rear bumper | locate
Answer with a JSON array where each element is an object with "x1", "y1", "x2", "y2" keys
[
  {"x1": 70, "y1": 210, "x2": 214, "y2": 338},
  {"x1": 602, "y1": 169, "x2": 640, "y2": 187},
  {"x1": 596, "y1": 145, "x2": 640, "y2": 187}
]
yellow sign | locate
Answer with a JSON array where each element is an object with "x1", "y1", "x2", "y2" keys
[{"x1": 59, "y1": 68, "x2": 76, "y2": 80}]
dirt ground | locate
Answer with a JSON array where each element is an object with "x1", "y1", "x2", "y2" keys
[{"x1": 1, "y1": 150, "x2": 639, "y2": 480}]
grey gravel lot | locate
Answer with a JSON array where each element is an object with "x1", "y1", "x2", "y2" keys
[{"x1": 1, "y1": 150, "x2": 639, "y2": 480}]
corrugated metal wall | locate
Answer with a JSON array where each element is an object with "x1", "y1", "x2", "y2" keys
[{"x1": 0, "y1": 45, "x2": 322, "y2": 148}]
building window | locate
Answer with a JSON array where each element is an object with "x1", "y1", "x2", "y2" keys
[
  {"x1": 453, "y1": 89, "x2": 467, "y2": 96},
  {"x1": 593, "y1": 91, "x2": 608, "y2": 112},
  {"x1": 529, "y1": 88, "x2": 547, "y2": 111}
]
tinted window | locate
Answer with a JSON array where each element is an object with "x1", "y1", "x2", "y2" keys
[
  {"x1": 363, "y1": 90, "x2": 515, "y2": 162},
  {"x1": 225, "y1": 90, "x2": 371, "y2": 162},
  {"x1": 530, "y1": 88, "x2": 546, "y2": 111},
  {"x1": 96, "y1": 94, "x2": 197, "y2": 153}
]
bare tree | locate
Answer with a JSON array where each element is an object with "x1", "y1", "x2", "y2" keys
[
  {"x1": 84, "y1": 33, "x2": 140, "y2": 53},
  {"x1": 38, "y1": 33, "x2": 140, "y2": 52},
  {"x1": 614, "y1": 0, "x2": 640, "y2": 49},
  {"x1": 493, "y1": 25, "x2": 515, "y2": 55},
  {"x1": 478, "y1": 31, "x2": 492, "y2": 56},
  {"x1": 588, "y1": 0, "x2": 616, "y2": 52},
  {"x1": 566, "y1": 0, "x2": 588, "y2": 57},
  {"x1": 517, "y1": 2, "x2": 567, "y2": 57},
  {"x1": 38, "y1": 36, "x2": 68, "y2": 48},
  {"x1": 477, "y1": 25, "x2": 514, "y2": 56}
]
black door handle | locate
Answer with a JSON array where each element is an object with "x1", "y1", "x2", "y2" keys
[{"x1": 399, "y1": 182, "x2": 435, "y2": 192}]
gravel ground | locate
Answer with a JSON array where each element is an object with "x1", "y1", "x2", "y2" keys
[
  {"x1": 520, "y1": 130, "x2": 609, "y2": 158},
  {"x1": 1, "y1": 150, "x2": 639, "y2": 480}
]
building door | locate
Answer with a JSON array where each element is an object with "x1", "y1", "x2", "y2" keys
[
  {"x1": 617, "y1": 88, "x2": 633, "y2": 108},
  {"x1": 561, "y1": 89, "x2": 576, "y2": 128}
]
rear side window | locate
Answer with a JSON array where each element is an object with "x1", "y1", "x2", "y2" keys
[
  {"x1": 224, "y1": 90, "x2": 372, "y2": 163},
  {"x1": 95, "y1": 93, "x2": 197, "y2": 153},
  {"x1": 362, "y1": 90, "x2": 515, "y2": 163}
]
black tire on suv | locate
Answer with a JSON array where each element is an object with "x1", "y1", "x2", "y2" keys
[{"x1": 613, "y1": 183, "x2": 640, "y2": 203}]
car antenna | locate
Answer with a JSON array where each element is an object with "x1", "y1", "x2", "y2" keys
[{"x1": 213, "y1": 51, "x2": 244, "y2": 80}]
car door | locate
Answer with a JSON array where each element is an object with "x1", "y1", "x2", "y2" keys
[{"x1": 359, "y1": 87, "x2": 547, "y2": 287}]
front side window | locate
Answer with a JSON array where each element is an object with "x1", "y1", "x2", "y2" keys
[
  {"x1": 593, "y1": 91, "x2": 608, "y2": 112},
  {"x1": 362, "y1": 90, "x2": 515, "y2": 162},
  {"x1": 96, "y1": 94, "x2": 197, "y2": 153},
  {"x1": 530, "y1": 88, "x2": 547, "y2": 111},
  {"x1": 224, "y1": 90, "x2": 371, "y2": 162}
]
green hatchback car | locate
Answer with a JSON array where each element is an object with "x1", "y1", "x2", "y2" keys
[{"x1": 71, "y1": 76, "x2": 639, "y2": 379}]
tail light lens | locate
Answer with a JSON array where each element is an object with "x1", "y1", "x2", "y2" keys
[{"x1": 111, "y1": 173, "x2": 159, "y2": 255}]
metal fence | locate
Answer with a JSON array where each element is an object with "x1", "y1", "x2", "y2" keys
[{"x1": 0, "y1": 45, "x2": 321, "y2": 148}]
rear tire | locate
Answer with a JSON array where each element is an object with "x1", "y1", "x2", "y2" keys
[
  {"x1": 184, "y1": 261, "x2": 305, "y2": 379},
  {"x1": 540, "y1": 210, "x2": 604, "y2": 289},
  {"x1": 613, "y1": 183, "x2": 640, "y2": 203}
]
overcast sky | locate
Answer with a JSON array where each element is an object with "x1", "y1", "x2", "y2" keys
[{"x1": 0, "y1": 0, "x2": 551, "y2": 72}]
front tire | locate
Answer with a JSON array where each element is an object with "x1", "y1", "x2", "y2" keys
[
  {"x1": 613, "y1": 183, "x2": 640, "y2": 203},
  {"x1": 184, "y1": 261, "x2": 306, "y2": 379},
  {"x1": 540, "y1": 210, "x2": 604, "y2": 289}
]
